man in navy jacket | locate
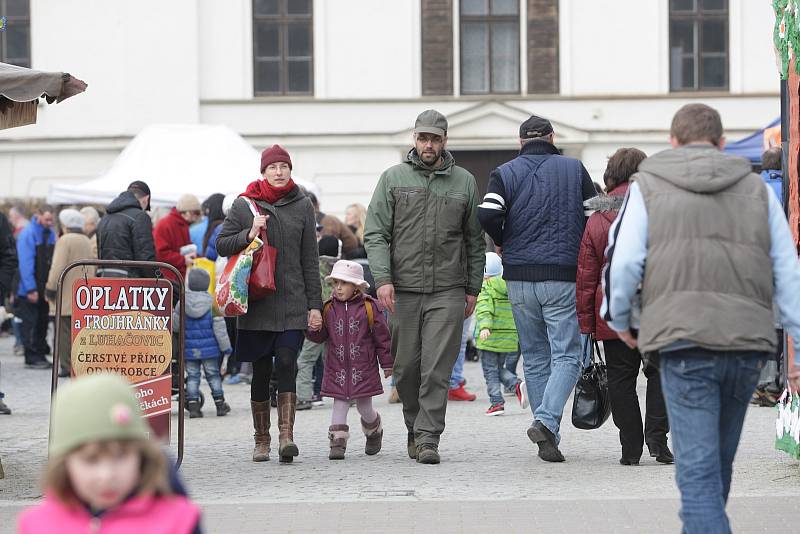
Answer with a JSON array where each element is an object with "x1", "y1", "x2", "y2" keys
[
  {"x1": 16, "y1": 205, "x2": 56, "y2": 369},
  {"x1": 478, "y1": 115, "x2": 596, "y2": 462}
]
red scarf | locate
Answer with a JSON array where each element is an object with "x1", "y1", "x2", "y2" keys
[{"x1": 240, "y1": 178, "x2": 296, "y2": 205}]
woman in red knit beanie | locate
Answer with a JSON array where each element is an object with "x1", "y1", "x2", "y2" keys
[{"x1": 216, "y1": 144, "x2": 323, "y2": 464}]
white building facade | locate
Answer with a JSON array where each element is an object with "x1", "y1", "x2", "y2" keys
[{"x1": 0, "y1": 0, "x2": 780, "y2": 215}]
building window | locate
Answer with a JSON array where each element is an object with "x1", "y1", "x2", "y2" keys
[
  {"x1": 0, "y1": 0, "x2": 30, "y2": 68},
  {"x1": 460, "y1": 0, "x2": 520, "y2": 94},
  {"x1": 253, "y1": 0, "x2": 313, "y2": 96},
  {"x1": 669, "y1": 0, "x2": 728, "y2": 92}
]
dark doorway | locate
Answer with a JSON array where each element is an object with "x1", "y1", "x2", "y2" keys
[{"x1": 450, "y1": 150, "x2": 519, "y2": 197}]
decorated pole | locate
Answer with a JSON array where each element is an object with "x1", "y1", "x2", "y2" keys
[{"x1": 774, "y1": 1, "x2": 800, "y2": 383}]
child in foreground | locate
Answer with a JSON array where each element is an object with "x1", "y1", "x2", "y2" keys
[
  {"x1": 476, "y1": 252, "x2": 526, "y2": 416},
  {"x1": 17, "y1": 374, "x2": 201, "y2": 534},
  {"x1": 306, "y1": 260, "x2": 393, "y2": 460}
]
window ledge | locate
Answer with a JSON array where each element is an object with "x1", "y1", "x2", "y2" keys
[{"x1": 202, "y1": 92, "x2": 779, "y2": 106}]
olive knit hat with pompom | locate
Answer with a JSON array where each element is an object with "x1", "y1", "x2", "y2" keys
[{"x1": 49, "y1": 374, "x2": 149, "y2": 457}]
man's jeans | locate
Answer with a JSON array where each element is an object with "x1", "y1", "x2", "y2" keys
[
  {"x1": 479, "y1": 350, "x2": 519, "y2": 404},
  {"x1": 507, "y1": 280, "x2": 582, "y2": 443},
  {"x1": 449, "y1": 319, "x2": 470, "y2": 389},
  {"x1": 186, "y1": 357, "x2": 224, "y2": 402},
  {"x1": 505, "y1": 352, "x2": 520, "y2": 377},
  {"x1": 660, "y1": 349, "x2": 767, "y2": 534}
]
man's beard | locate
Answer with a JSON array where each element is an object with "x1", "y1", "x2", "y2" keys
[{"x1": 419, "y1": 149, "x2": 441, "y2": 165}]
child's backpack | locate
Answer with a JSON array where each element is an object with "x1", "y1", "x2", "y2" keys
[{"x1": 322, "y1": 297, "x2": 377, "y2": 332}]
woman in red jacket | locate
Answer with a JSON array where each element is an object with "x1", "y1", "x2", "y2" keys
[{"x1": 576, "y1": 147, "x2": 672, "y2": 466}]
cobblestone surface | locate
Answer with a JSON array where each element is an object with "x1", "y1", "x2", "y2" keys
[{"x1": 1, "y1": 334, "x2": 799, "y2": 532}]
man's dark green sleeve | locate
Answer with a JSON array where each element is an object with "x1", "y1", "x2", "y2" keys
[
  {"x1": 364, "y1": 172, "x2": 394, "y2": 289},
  {"x1": 464, "y1": 178, "x2": 486, "y2": 296}
]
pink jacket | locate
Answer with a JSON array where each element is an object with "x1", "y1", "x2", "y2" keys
[
  {"x1": 18, "y1": 493, "x2": 200, "y2": 534},
  {"x1": 306, "y1": 294, "x2": 392, "y2": 400}
]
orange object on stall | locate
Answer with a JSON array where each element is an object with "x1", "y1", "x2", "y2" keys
[{"x1": 787, "y1": 64, "x2": 800, "y2": 368}]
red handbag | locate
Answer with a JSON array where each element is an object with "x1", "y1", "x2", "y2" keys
[{"x1": 245, "y1": 199, "x2": 277, "y2": 300}]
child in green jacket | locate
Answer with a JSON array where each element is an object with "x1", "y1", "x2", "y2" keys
[{"x1": 476, "y1": 253, "x2": 526, "y2": 416}]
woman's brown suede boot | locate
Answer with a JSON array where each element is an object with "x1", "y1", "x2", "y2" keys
[
  {"x1": 277, "y1": 392, "x2": 299, "y2": 463},
  {"x1": 251, "y1": 400, "x2": 271, "y2": 462},
  {"x1": 328, "y1": 424, "x2": 349, "y2": 460},
  {"x1": 362, "y1": 413, "x2": 383, "y2": 455}
]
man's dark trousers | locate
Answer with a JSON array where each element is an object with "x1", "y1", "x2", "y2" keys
[
  {"x1": 17, "y1": 298, "x2": 50, "y2": 364},
  {"x1": 392, "y1": 288, "x2": 465, "y2": 447}
]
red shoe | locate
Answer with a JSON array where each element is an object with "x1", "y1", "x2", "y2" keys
[
  {"x1": 448, "y1": 385, "x2": 477, "y2": 402},
  {"x1": 516, "y1": 381, "x2": 529, "y2": 409},
  {"x1": 485, "y1": 403, "x2": 505, "y2": 416}
]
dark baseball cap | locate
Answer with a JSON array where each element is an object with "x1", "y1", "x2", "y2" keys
[
  {"x1": 519, "y1": 115, "x2": 554, "y2": 139},
  {"x1": 414, "y1": 109, "x2": 448, "y2": 137},
  {"x1": 127, "y1": 180, "x2": 151, "y2": 211}
]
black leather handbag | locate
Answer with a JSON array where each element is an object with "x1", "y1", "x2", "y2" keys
[{"x1": 571, "y1": 336, "x2": 612, "y2": 430}]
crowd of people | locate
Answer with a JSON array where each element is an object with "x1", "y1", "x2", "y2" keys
[{"x1": 5, "y1": 103, "x2": 800, "y2": 534}]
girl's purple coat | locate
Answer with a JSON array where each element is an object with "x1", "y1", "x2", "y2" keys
[{"x1": 306, "y1": 294, "x2": 393, "y2": 400}]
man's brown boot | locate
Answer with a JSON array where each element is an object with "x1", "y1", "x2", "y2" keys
[
  {"x1": 407, "y1": 432, "x2": 417, "y2": 459},
  {"x1": 362, "y1": 413, "x2": 383, "y2": 455},
  {"x1": 251, "y1": 400, "x2": 271, "y2": 462},
  {"x1": 277, "y1": 392, "x2": 299, "y2": 463},
  {"x1": 328, "y1": 424, "x2": 349, "y2": 460}
]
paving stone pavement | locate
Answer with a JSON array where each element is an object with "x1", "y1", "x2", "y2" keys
[{"x1": 1, "y1": 334, "x2": 799, "y2": 533}]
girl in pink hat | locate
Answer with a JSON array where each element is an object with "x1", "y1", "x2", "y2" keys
[{"x1": 306, "y1": 260, "x2": 393, "y2": 460}]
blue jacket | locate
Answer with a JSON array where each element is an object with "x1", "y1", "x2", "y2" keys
[
  {"x1": 177, "y1": 290, "x2": 232, "y2": 360},
  {"x1": 16, "y1": 216, "x2": 55, "y2": 297},
  {"x1": 761, "y1": 169, "x2": 783, "y2": 207},
  {"x1": 204, "y1": 224, "x2": 222, "y2": 261},
  {"x1": 189, "y1": 218, "x2": 208, "y2": 256},
  {"x1": 478, "y1": 140, "x2": 596, "y2": 282}
]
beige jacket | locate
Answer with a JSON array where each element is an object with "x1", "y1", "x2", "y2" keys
[{"x1": 46, "y1": 232, "x2": 96, "y2": 314}]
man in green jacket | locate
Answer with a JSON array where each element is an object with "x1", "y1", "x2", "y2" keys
[{"x1": 365, "y1": 109, "x2": 485, "y2": 464}]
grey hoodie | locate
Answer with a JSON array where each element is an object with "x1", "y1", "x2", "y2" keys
[{"x1": 638, "y1": 144, "x2": 752, "y2": 194}]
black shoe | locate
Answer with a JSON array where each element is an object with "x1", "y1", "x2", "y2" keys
[
  {"x1": 619, "y1": 457, "x2": 640, "y2": 466},
  {"x1": 214, "y1": 398, "x2": 231, "y2": 417},
  {"x1": 296, "y1": 399, "x2": 313, "y2": 411},
  {"x1": 647, "y1": 442, "x2": 674, "y2": 464},
  {"x1": 0, "y1": 399, "x2": 10, "y2": 415},
  {"x1": 187, "y1": 400, "x2": 203, "y2": 418},
  {"x1": 527, "y1": 421, "x2": 565, "y2": 463},
  {"x1": 407, "y1": 432, "x2": 416, "y2": 459},
  {"x1": 25, "y1": 359, "x2": 51, "y2": 370},
  {"x1": 57, "y1": 368, "x2": 70, "y2": 378},
  {"x1": 416, "y1": 443, "x2": 440, "y2": 464}
]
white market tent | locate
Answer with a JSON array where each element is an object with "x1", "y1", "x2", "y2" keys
[{"x1": 48, "y1": 124, "x2": 268, "y2": 207}]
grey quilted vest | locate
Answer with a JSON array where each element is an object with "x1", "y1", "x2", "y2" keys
[{"x1": 634, "y1": 146, "x2": 776, "y2": 354}]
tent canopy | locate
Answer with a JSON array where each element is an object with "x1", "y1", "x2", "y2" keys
[
  {"x1": 0, "y1": 61, "x2": 87, "y2": 130},
  {"x1": 0, "y1": 61, "x2": 86, "y2": 103},
  {"x1": 48, "y1": 124, "x2": 264, "y2": 207},
  {"x1": 724, "y1": 117, "x2": 780, "y2": 165}
]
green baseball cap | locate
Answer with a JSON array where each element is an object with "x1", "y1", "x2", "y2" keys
[
  {"x1": 414, "y1": 109, "x2": 448, "y2": 137},
  {"x1": 50, "y1": 374, "x2": 149, "y2": 457}
]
